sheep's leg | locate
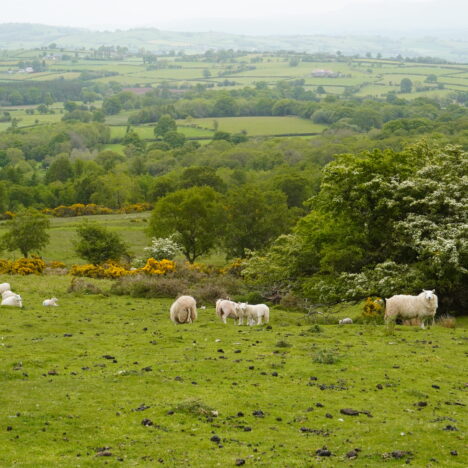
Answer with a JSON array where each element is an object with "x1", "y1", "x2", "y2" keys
[
  {"x1": 420, "y1": 319, "x2": 425, "y2": 329},
  {"x1": 257, "y1": 317, "x2": 262, "y2": 325},
  {"x1": 222, "y1": 314, "x2": 227, "y2": 324}
]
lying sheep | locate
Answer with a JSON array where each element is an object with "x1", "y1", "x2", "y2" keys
[
  {"x1": 215, "y1": 299, "x2": 240, "y2": 324},
  {"x1": 339, "y1": 318, "x2": 353, "y2": 324},
  {"x1": 2, "y1": 290, "x2": 16, "y2": 299},
  {"x1": 43, "y1": 297, "x2": 58, "y2": 307},
  {"x1": 170, "y1": 295, "x2": 197, "y2": 324},
  {"x1": 1, "y1": 294, "x2": 22, "y2": 308},
  {"x1": 0, "y1": 282, "x2": 11, "y2": 294},
  {"x1": 385, "y1": 290, "x2": 438, "y2": 329},
  {"x1": 237, "y1": 303, "x2": 270, "y2": 326}
]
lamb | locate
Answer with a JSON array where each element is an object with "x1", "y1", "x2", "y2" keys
[
  {"x1": 237, "y1": 303, "x2": 270, "y2": 326},
  {"x1": 385, "y1": 290, "x2": 438, "y2": 329},
  {"x1": 216, "y1": 299, "x2": 240, "y2": 324},
  {"x1": 0, "y1": 282, "x2": 11, "y2": 294},
  {"x1": 1, "y1": 294, "x2": 22, "y2": 308},
  {"x1": 170, "y1": 295, "x2": 197, "y2": 324},
  {"x1": 339, "y1": 318, "x2": 353, "y2": 324},
  {"x1": 43, "y1": 297, "x2": 59, "y2": 307}
]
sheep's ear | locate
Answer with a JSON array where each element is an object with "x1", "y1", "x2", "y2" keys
[{"x1": 431, "y1": 289, "x2": 435, "y2": 293}]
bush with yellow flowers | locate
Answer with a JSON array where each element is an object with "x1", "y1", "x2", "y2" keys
[
  {"x1": 220, "y1": 258, "x2": 245, "y2": 277},
  {"x1": 10, "y1": 257, "x2": 46, "y2": 275},
  {"x1": 140, "y1": 258, "x2": 176, "y2": 275},
  {"x1": 70, "y1": 258, "x2": 176, "y2": 279},
  {"x1": 46, "y1": 260, "x2": 67, "y2": 269},
  {"x1": 362, "y1": 297, "x2": 385, "y2": 320}
]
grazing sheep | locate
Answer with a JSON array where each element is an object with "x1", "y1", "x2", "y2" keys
[
  {"x1": 216, "y1": 299, "x2": 240, "y2": 324},
  {"x1": 237, "y1": 303, "x2": 270, "y2": 326},
  {"x1": 1, "y1": 294, "x2": 22, "y2": 308},
  {"x1": 0, "y1": 283, "x2": 11, "y2": 294},
  {"x1": 170, "y1": 295, "x2": 197, "y2": 324},
  {"x1": 43, "y1": 297, "x2": 58, "y2": 307},
  {"x1": 339, "y1": 318, "x2": 353, "y2": 325},
  {"x1": 385, "y1": 290, "x2": 438, "y2": 329}
]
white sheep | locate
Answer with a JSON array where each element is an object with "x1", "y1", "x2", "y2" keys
[
  {"x1": 215, "y1": 299, "x2": 240, "y2": 324},
  {"x1": 170, "y1": 295, "x2": 197, "y2": 324},
  {"x1": 0, "y1": 283, "x2": 11, "y2": 294},
  {"x1": 2, "y1": 290, "x2": 16, "y2": 299},
  {"x1": 237, "y1": 303, "x2": 270, "y2": 326},
  {"x1": 43, "y1": 297, "x2": 59, "y2": 307},
  {"x1": 385, "y1": 290, "x2": 438, "y2": 329},
  {"x1": 339, "y1": 317, "x2": 353, "y2": 324},
  {"x1": 1, "y1": 294, "x2": 22, "y2": 308}
]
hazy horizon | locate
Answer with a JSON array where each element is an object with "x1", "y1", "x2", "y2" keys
[{"x1": 2, "y1": 0, "x2": 467, "y2": 37}]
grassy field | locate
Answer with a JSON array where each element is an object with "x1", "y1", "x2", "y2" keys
[
  {"x1": 0, "y1": 212, "x2": 151, "y2": 265},
  {"x1": 177, "y1": 117, "x2": 326, "y2": 136},
  {"x1": 0, "y1": 274, "x2": 466, "y2": 467}
]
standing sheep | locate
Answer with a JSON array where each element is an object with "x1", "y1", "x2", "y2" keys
[
  {"x1": 170, "y1": 295, "x2": 197, "y2": 324},
  {"x1": 385, "y1": 290, "x2": 438, "y2": 329},
  {"x1": 237, "y1": 303, "x2": 270, "y2": 326},
  {"x1": 215, "y1": 299, "x2": 240, "y2": 324}
]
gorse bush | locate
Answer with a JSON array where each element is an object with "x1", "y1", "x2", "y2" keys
[
  {"x1": 362, "y1": 297, "x2": 385, "y2": 321},
  {"x1": 0, "y1": 257, "x2": 46, "y2": 275}
]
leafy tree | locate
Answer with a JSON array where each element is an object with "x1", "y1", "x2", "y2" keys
[
  {"x1": 400, "y1": 78, "x2": 413, "y2": 93},
  {"x1": 2, "y1": 208, "x2": 50, "y2": 257},
  {"x1": 148, "y1": 187, "x2": 225, "y2": 263},
  {"x1": 163, "y1": 131, "x2": 186, "y2": 148},
  {"x1": 154, "y1": 114, "x2": 177, "y2": 137},
  {"x1": 180, "y1": 166, "x2": 226, "y2": 192},
  {"x1": 223, "y1": 186, "x2": 291, "y2": 258},
  {"x1": 74, "y1": 221, "x2": 129, "y2": 265},
  {"x1": 45, "y1": 156, "x2": 74, "y2": 183}
]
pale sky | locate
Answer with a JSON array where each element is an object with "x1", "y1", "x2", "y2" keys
[{"x1": 1, "y1": 0, "x2": 466, "y2": 34}]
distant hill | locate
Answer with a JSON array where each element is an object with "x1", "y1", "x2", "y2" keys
[{"x1": 0, "y1": 23, "x2": 467, "y2": 63}]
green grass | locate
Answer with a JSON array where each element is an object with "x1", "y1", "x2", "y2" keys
[
  {"x1": 0, "y1": 274, "x2": 466, "y2": 467},
  {"x1": 178, "y1": 116, "x2": 326, "y2": 136}
]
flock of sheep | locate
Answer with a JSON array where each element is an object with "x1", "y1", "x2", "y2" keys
[
  {"x1": 170, "y1": 290, "x2": 439, "y2": 329},
  {"x1": 170, "y1": 296, "x2": 270, "y2": 326},
  {"x1": 0, "y1": 282, "x2": 57, "y2": 308},
  {"x1": 0, "y1": 279, "x2": 438, "y2": 330}
]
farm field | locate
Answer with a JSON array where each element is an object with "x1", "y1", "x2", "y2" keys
[
  {"x1": 176, "y1": 117, "x2": 326, "y2": 136},
  {"x1": 0, "y1": 274, "x2": 466, "y2": 467}
]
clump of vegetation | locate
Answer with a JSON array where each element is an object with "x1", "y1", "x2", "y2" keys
[
  {"x1": 171, "y1": 399, "x2": 214, "y2": 418},
  {"x1": 111, "y1": 275, "x2": 189, "y2": 298},
  {"x1": 275, "y1": 340, "x2": 292, "y2": 348},
  {"x1": 308, "y1": 324, "x2": 323, "y2": 333},
  {"x1": 313, "y1": 349, "x2": 339, "y2": 364},
  {"x1": 0, "y1": 257, "x2": 46, "y2": 275},
  {"x1": 437, "y1": 314, "x2": 456, "y2": 328},
  {"x1": 67, "y1": 277, "x2": 104, "y2": 295}
]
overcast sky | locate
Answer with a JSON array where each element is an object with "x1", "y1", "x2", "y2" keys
[{"x1": 1, "y1": 0, "x2": 467, "y2": 35}]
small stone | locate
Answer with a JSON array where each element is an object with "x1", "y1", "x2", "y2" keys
[
  {"x1": 443, "y1": 425, "x2": 458, "y2": 431},
  {"x1": 210, "y1": 435, "x2": 221, "y2": 443},
  {"x1": 142, "y1": 366, "x2": 152, "y2": 372},
  {"x1": 271, "y1": 372, "x2": 278, "y2": 377},
  {"x1": 235, "y1": 459, "x2": 246, "y2": 466},
  {"x1": 325, "y1": 413, "x2": 333, "y2": 419},
  {"x1": 315, "y1": 402, "x2": 324, "y2": 408},
  {"x1": 217, "y1": 349, "x2": 224, "y2": 353},
  {"x1": 243, "y1": 426, "x2": 252, "y2": 432},
  {"x1": 237, "y1": 412, "x2": 244, "y2": 417},
  {"x1": 416, "y1": 401, "x2": 427, "y2": 407},
  {"x1": 376, "y1": 384, "x2": 383, "y2": 390},
  {"x1": 346, "y1": 450, "x2": 358, "y2": 459},
  {"x1": 450, "y1": 450, "x2": 458, "y2": 456},
  {"x1": 340, "y1": 408, "x2": 360, "y2": 416},
  {"x1": 141, "y1": 419, "x2": 153, "y2": 426},
  {"x1": 6, "y1": 426, "x2": 13, "y2": 431},
  {"x1": 316, "y1": 447, "x2": 332, "y2": 457},
  {"x1": 252, "y1": 410, "x2": 264, "y2": 417},
  {"x1": 432, "y1": 384, "x2": 440, "y2": 389}
]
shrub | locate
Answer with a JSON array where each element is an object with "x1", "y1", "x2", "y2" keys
[
  {"x1": 361, "y1": 297, "x2": 385, "y2": 321},
  {"x1": 275, "y1": 340, "x2": 292, "y2": 348},
  {"x1": 143, "y1": 236, "x2": 181, "y2": 261},
  {"x1": 111, "y1": 275, "x2": 189, "y2": 298}
]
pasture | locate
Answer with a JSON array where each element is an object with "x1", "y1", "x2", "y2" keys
[{"x1": 0, "y1": 274, "x2": 466, "y2": 467}]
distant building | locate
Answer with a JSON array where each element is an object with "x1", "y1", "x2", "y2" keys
[{"x1": 312, "y1": 69, "x2": 340, "y2": 78}]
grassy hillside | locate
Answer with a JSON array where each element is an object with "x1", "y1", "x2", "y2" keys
[{"x1": 0, "y1": 274, "x2": 466, "y2": 467}]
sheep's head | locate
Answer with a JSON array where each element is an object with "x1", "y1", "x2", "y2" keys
[
  {"x1": 237, "y1": 302, "x2": 248, "y2": 312},
  {"x1": 422, "y1": 290, "x2": 436, "y2": 302}
]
